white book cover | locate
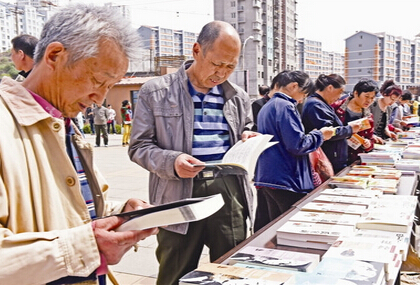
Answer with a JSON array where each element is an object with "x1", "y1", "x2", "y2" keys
[
  {"x1": 288, "y1": 211, "x2": 360, "y2": 226},
  {"x1": 313, "y1": 194, "x2": 372, "y2": 206},
  {"x1": 323, "y1": 235, "x2": 401, "y2": 275},
  {"x1": 114, "y1": 194, "x2": 224, "y2": 232},
  {"x1": 227, "y1": 246, "x2": 320, "y2": 272},
  {"x1": 300, "y1": 202, "x2": 367, "y2": 215},
  {"x1": 276, "y1": 221, "x2": 355, "y2": 243},
  {"x1": 321, "y1": 188, "x2": 382, "y2": 198},
  {"x1": 179, "y1": 262, "x2": 294, "y2": 285},
  {"x1": 313, "y1": 257, "x2": 385, "y2": 285},
  {"x1": 354, "y1": 229, "x2": 410, "y2": 260}
]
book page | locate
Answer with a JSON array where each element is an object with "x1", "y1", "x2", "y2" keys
[
  {"x1": 221, "y1": 134, "x2": 276, "y2": 174},
  {"x1": 195, "y1": 134, "x2": 276, "y2": 175}
]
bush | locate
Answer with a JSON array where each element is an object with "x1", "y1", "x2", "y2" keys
[
  {"x1": 83, "y1": 124, "x2": 92, "y2": 134},
  {"x1": 115, "y1": 124, "x2": 122, "y2": 134},
  {"x1": 82, "y1": 123, "x2": 122, "y2": 134}
]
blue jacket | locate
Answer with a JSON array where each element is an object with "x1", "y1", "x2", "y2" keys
[
  {"x1": 254, "y1": 93, "x2": 324, "y2": 193},
  {"x1": 301, "y1": 93, "x2": 353, "y2": 173}
]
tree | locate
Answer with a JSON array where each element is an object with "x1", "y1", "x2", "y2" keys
[{"x1": 0, "y1": 51, "x2": 19, "y2": 79}]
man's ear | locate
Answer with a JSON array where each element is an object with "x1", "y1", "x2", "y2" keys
[
  {"x1": 43, "y1": 42, "x2": 67, "y2": 70},
  {"x1": 192, "y1": 42, "x2": 201, "y2": 58}
]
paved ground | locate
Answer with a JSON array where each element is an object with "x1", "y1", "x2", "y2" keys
[{"x1": 84, "y1": 133, "x2": 210, "y2": 285}]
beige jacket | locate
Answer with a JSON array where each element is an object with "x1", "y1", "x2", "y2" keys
[{"x1": 0, "y1": 77, "x2": 122, "y2": 285}]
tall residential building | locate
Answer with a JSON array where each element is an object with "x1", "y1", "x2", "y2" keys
[
  {"x1": 137, "y1": 26, "x2": 197, "y2": 59},
  {"x1": 137, "y1": 26, "x2": 198, "y2": 74},
  {"x1": 0, "y1": 1, "x2": 52, "y2": 52},
  {"x1": 214, "y1": 0, "x2": 297, "y2": 98},
  {"x1": 297, "y1": 38, "x2": 345, "y2": 80},
  {"x1": 104, "y1": 2, "x2": 130, "y2": 21},
  {"x1": 345, "y1": 31, "x2": 420, "y2": 92}
]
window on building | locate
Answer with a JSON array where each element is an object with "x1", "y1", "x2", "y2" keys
[
  {"x1": 358, "y1": 69, "x2": 362, "y2": 72},
  {"x1": 359, "y1": 52, "x2": 362, "y2": 55},
  {"x1": 262, "y1": 72, "x2": 264, "y2": 79},
  {"x1": 258, "y1": 71, "x2": 260, "y2": 78},
  {"x1": 231, "y1": 1, "x2": 236, "y2": 7},
  {"x1": 231, "y1": 13, "x2": 236, "y2": 18},
  {"x1": 359, "y1": 44, "x2": 362, "y2": 47}
]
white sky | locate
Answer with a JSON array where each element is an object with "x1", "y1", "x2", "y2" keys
[{"x1": 72, "y1": 0, "x2": 420, "y2": 53}]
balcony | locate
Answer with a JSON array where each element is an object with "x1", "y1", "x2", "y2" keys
[
  {"x1": 252, "y1": 34, "x2": 262, "y2": 42},
  {"x1": 253, "y1": 0, "x2": 262, "y2": 8},
  {"x1": 252, "y1": 21, "x2": 262, "y2": 31}
]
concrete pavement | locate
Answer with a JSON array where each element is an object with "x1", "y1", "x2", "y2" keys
[{"x1": 84, "y1": 133, "x2": 210, "y2": 285}]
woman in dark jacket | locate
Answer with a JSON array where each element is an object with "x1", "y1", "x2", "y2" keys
[
  {"x1": 254, "y1": 70, "x2": 335, "y2": 231},
  {"x1": 331, "y1": 78, "x2": 380, "y2": 165},
  {"x1": 301, "y1": 74, "x2": 361, "y2": 173}
]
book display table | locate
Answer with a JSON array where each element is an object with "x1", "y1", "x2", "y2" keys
[{"x1": 215, "y1": 164, "x2": 419, "y2": 285}]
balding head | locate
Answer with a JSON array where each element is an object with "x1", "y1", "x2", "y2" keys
[{"x1": 197, "y1": 21, "x2": 241, "y2": 56}]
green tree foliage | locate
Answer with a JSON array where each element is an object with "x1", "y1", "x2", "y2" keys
[{"x1": 0, "y1": 51, "x2": 19, "y2": 79}]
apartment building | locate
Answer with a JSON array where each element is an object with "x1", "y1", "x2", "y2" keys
[
  {"x1": 345, "y1": 31, "x2": 420, "y2": 92},
  {"x1": 0, "y1": 2, "x2": 50, "y2": 52},
  {"x1": 297, "y1": 38, "x2": 345, "y2": 80},
  {"x1": 213, "y1": 0, "x2": 297, "y2": 98},
  {"x1": 137, "y1": 26, "x2": 197, "y2": 59}
]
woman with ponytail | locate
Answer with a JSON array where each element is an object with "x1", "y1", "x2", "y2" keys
[{"x1": 302, "y1": 74, "x2": 362, "y2": 173}]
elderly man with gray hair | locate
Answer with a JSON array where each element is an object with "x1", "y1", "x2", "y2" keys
[{"x1": 0, "y1": 4, "x2": 158, "y2": 285}]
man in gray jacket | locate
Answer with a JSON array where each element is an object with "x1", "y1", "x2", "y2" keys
[
  {"x1": 129, "y1": 21, "x2": 258, "y2": 285},
  {"x1": 93, "y1": 104, "x2": 109, "y2": 147}
]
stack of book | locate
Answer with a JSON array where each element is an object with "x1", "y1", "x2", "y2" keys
[
  {"x1": 322, "y1": 234, "x2": 402, "y2": 284},
  {"x1": 395, "y1": 159, "x2": 420, "y2": 172},
  {"x1": 402, "y1": 145, "x2": 420, "y2": 160},
  {"x1": 355, "y1": 195, "x2": 417, "y2": 233},
  {"x1": 320, "y1": 187, "x2": 382, "y2": 198},
  {"x1": 276, "y1": 220, "x2": 355, "y2": 250},
  {"x1": 328, "y1": 176, "x2": 369, "y2": 189},
  {"x1": 358, "y1": 151, "x2": 401, "y2": 166},
  {"x1": 343, "y1": 165, "x2": 402, "y2": 194}
]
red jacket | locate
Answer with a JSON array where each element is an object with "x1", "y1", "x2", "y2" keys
[{"x1": 332, "y1": 98, "x2": 375, "y2": 164}]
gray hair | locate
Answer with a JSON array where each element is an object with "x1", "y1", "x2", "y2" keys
[{"x1": 34, "y1": 4, "x2": 140, "y2": 65}]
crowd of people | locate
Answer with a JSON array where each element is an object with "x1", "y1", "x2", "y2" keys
[{"x1": 2, "y1": 3, "x2": 420, "y2": 285}]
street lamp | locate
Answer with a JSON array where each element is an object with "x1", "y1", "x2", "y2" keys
[{"x1": 242, "y1": 36, "x2": 254, "y2": 70}]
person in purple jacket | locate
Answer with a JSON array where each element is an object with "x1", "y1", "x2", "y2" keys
[{"x1": 253, "y1": 70, "x2": 335, "y2": 232}]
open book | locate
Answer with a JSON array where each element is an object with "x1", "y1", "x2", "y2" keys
[
  {"x1": 194, "y1": 134, "x2": 277, "y2": 176},
  {"x1": 110, "y1": 194, "x2": 224, "y2": 232}
]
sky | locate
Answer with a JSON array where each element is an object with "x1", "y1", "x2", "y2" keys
[{"x1": 73, "y1": 0, "x2": 420, "y2": 53}]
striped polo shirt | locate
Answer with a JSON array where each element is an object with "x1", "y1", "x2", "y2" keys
[{"x1": 188, "y1": 81, "x2": 230, "y2": 163}]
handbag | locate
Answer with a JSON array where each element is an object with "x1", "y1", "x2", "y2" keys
[{"x1": 309, "y1": 147, "x2": 334, "y2": 182}]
